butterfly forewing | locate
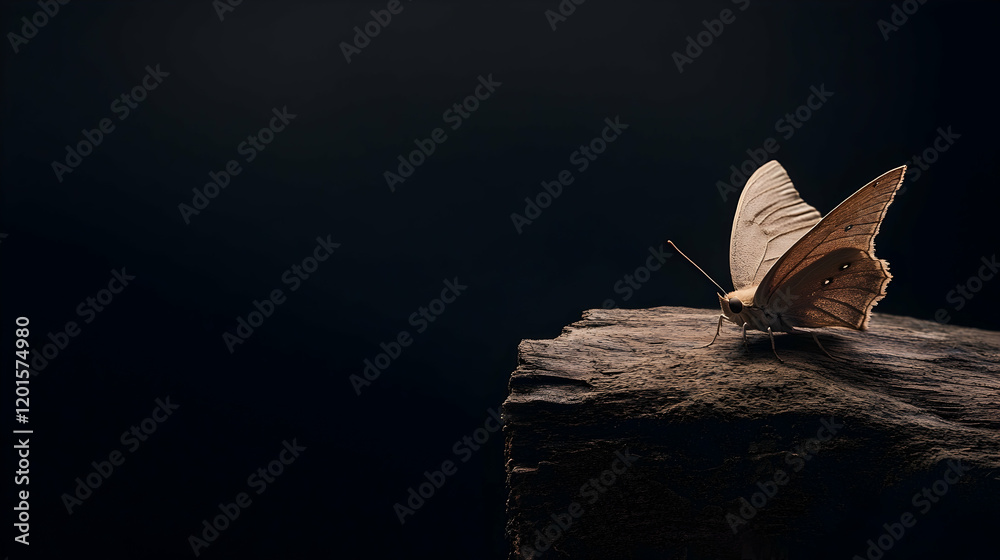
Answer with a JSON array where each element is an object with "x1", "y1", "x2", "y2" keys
[
  {"x1": 754, "y1": 165, "x2": 907, "y2": 330},
  {"x1": 730, "y1": 161, "x2": 822, "y2": 290}
]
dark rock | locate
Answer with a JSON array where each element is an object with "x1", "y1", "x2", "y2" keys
[{"x1": 504, "y1": 307, "x2": 1000, "y2": 559}]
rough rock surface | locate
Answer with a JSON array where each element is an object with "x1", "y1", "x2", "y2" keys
[{"x1": 504, "y1": 306, "x2": 999, "y2": 559}]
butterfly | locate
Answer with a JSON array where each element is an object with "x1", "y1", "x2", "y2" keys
[{"x1": 668, "y1": 161, "x2": 906, "y2": 361}]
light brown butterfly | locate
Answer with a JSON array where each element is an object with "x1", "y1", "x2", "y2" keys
[{"x1": 669, "y1": 161, "x2": 906, "y2": 361}]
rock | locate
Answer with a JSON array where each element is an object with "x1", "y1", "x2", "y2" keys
[{"x1": 504, "y1": 306, "x2": 1000, "y2": 559}]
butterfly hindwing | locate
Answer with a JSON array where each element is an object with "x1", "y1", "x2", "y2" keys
[
  {"x1": 755, "y1": 165, "x2": 907, "y2": 330},
  {"x1": 730, "y1": 161, "x2": 822, "y2": 290},
  {"x1": 775, "y1": 247, "x2": 891, "y2": 329}
]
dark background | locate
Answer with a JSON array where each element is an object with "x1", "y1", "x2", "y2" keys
[{"x1": 2, "y1": 1, "x2": 997, "y2": 558}]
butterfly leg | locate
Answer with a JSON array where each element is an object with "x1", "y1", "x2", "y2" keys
[
  {"x1": 741, "y1": 323, "x2": 750, "y2": 352},
  {"x1": 767, "y1": 327, "x2": 784, "y2": 363},
  {"x1": 811, "y1": 332, "x2": 840, "y2": 361},
  {"x1": 697, "y1": 315, "x2": 724, "y2": 349}
]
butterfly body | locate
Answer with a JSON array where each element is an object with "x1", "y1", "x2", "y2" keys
[{"x1": 718, "y1": 289, "x2": 794, "y2": 334}]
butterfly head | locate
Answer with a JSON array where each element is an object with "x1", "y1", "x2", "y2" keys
[
  {"x1": 727, "y1": 297, "x2": 743, "y2": 313},
  {"x1": 719, "y1": 287, "x2": 755, "y2": 324}
]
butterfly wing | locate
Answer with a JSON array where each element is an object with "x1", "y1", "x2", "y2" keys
[
  {"x1": 730, "y1": 161, "x2": 822, "y2": 290},
  {"x1": 753, "y1": 165, "x2": 907, "y2": 330}
]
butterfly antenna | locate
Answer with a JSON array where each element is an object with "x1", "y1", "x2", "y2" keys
[{"x1": 666, "y1": 240, "x2": 728, "y2": 297}]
